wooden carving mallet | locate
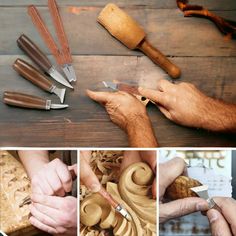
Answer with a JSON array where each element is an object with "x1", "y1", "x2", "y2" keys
[{"x1": 98, "y1": 3, "x2": 181, "y2": 79}]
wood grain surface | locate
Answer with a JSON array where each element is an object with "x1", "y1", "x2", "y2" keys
[{"x1": 0, "y1": 0, "x2": 235, "y2": 147}]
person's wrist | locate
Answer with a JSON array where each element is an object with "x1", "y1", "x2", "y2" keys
[
  {"x1": 201, "y1": 98, "x2": 235, "y2": 132},
  {"x1": 126, "y1": 112, "x2": 150, "y2": 133}
]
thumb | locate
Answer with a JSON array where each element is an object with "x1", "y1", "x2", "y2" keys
[
  {"x1": 160, "y1": 197, "x2": 209, "y2": 223},
  {"x1": 207, "y1": 209, "x2": 232, "y2": 236},
  {"x1": 80, "y1": 156, "x2": 101, "y2": 192},
  {"x1": 86, "y1": 90, "x2": 111, "y2": 104}
]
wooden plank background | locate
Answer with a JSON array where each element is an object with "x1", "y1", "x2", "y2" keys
[{"x1": 0, "y1": 0, "x2": 235, "y2": 147}]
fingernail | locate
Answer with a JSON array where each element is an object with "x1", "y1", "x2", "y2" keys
[
  {"x1": 208, "y1": 211, "x2": 218, "y2": 223},
  {"x1": 196, "y1": 202, "x2": 208, "y2": 211},
  {"x1": 90, "y1": 183, "x2": 101, "y2": 193}
]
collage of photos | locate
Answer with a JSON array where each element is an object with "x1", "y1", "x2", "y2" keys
[
  {"x1": 1, "y1": 150, "x2": 236, "y2": 236},
  {"x1": 0, "y1": 0, "x2": 235, "y2": 236}
]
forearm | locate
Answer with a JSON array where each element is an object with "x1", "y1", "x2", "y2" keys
[
  {"x1": 126, "y1": 114, "x2": 158, "y2": 147},
  {"x1": 202, "y1": 98, "x2": 236, "y2": 133},
  {"x1": 18, "y1": 150, "x2": 50, "y2": 179}
]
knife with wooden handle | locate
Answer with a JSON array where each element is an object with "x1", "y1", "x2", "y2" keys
[
  {"x1": 3, "y1": 91, "x2": 68, "y2": 110},
  {"x1": 17, "y1": 34, "x2": 73, "y2": 89},
  {"x1": 13, "y1": 58, "x2": 66, "y2": 103}
]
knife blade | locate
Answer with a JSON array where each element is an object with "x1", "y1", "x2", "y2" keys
[
  {"x1": 13, "y1": 58, "x2": 66, "y2": 103},
  {"x1": 191, "y1": 185, "x2": 222, "y2": 212},
  {"x1": 17, "y1": 34, "x2": 73, "y2": 89},
  {"x1": 3, "y1": 91, "x2": 68, "y2": 110},
  {"x1": 103, "y1": 81, "x2": 141, "y2": 96}
]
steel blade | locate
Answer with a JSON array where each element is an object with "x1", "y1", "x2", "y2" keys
[
  {"x1": 49, "y1": 67, "x2": 73, "y2": 89},
  {"x1": 51, "y1": 104, "x2": 69, "y2": 109},
  {"x1": 103, "y1": 81, "x2": 118, "y2": 90}
]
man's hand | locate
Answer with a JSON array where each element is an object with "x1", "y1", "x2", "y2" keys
[
  {"x1": 138, "y1": 79, "x2": 236, "y2": 132},
  {"x1": 31, "y1": 158, "x2": 73, "y2": 197},
  {"x1": 207, "y1": 197, "x2": 236, "y2": 236},
  {"x1": 159, "y1": 158, "x2": 209, "y2": 223},
  {"x1": 29, "y1": 194, "x2": 77, "y2": 236},
  {"x1": 87, "y1": 90, "x2": 158, "y2": 147}
]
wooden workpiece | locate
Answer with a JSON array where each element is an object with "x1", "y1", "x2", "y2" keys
[{"x1": 0, "y1": 0, "x2": 235, "y2": 147}]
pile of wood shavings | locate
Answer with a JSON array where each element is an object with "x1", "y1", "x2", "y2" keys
[{"x1": 80, "y1": 151, "x2": 124, "y2": 236}]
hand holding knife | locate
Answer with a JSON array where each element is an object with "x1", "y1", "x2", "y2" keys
[{"x1": 13, "y1": 59, "x2": 66, "y2": 103}]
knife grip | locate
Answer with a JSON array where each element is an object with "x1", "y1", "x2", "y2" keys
[
  {"x1": 3, "y1": 91, "x2": 47, "y2": 110},
  {"x1": 17, "y1": 34, "x2": 52, "y2": 73},
  {"x1": 13, "y1": 58, "x2": 53, "y2": 92},
  {"x1": 117, "y1": 83, "x2": 141, "y2": 96},
  {"x1": 138, "y1": 39, "x2": 181, "y2": 79}
]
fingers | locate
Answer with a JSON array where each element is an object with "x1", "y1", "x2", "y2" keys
[
  {"x1": 159, "y1": 157, "x2": 187, "y2": 193},
  {"x1": 212, "y1": 197, "x2": 236, "y2": 235},
  {"x1": 160, "y1": 197, "x2": 209, "y2": 223},
  {"x1": 80, "y1": 156, "x2": 101, "y2": 192},
  {"x1": 120, "y1": 151, "x2": 141, "y2": 172},
  {"x1": 29, "y1": 216, "x2": 57, "y2": 235},
  {"x1": 31, "y1": 194, "x2": 65, "y2": 209},
  {"x1": 80, "y1": 150, "x2": 92, "y2": 162},
  {"x1": 156, "y1": 79, "x2": 174, "y2": 92},
  {"x1": 139, "y1": 151, "x2": 157, "y2": 173},
  {"x1": 138, "y1": 87, "x2": 166, "y2": 105},
  {"x1": 86, "y1": 90, "x2": 112, "y2": 104},
  {"x1": 53, "y1": 159, "x2": 73, "y2": 193},
  {"x1": 207, "y1": 209, "x2": 232, "y2": 236},
  {"x1": 157, "y1": 105, "x2": 172, "y2": 120},
  {"x1": 30, "y1": 203, "x2": 58, "y2": 228}
]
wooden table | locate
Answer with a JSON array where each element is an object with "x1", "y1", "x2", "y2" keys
[{"x1": 0, "y1": 0, "x2": 235, "y2": 147}]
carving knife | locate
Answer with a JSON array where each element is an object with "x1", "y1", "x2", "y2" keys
[
  {"x1": 99, "y1": 187, "x2": 132, "y2": 221},
  {"x1": 28, "y1": 3, "x2": 76, "y2": 82},
  {"x1": 13, "y1": 58, "x2": 66, "y2": 103},
  {"x1": 103, "y1": 81, "x2": 141, "y2": 96},
  {"x1": 48, "y1": 0, "x2": 77, "y2": 82},
  {"x1": 3, "y1": 91, "x2": 68, "y2": 110},
  {"x1": 191, "y1": 185, "x2": 222, "y2": 212},
  {"x1": 17, "y1": 34, "x2": 73, "y2": 89}
]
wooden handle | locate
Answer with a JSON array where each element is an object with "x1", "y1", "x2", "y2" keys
[
  {"x1": 28, "y1": 5, "x2": 63, "y2": 65},
  {"x1": 13, "y1": 59, "x2": 53, "y2": 92},
  {"x1": 3, "y1": 91, "x2": 47, "y2": 110},
  {"x1": 48, "y1": 0, "x2": 72, "y2": 63},
  {"x1": 138, "y1": 39, "x2": 181, "y2": 79},
  {"x1": 117, "y1": 83, "x2": 141, "y2": 96},
  {"x1": 17, "y1": 34, "x2": 52, "y2": 73}
]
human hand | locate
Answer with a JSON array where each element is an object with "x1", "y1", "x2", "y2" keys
[
  {"x1": 80, "y1": 151, "x2": 101, "y2": 192},
  {"x1": 207, "y1": 197, "x2": 236, "y2": 236},
  {"x1": 138, "y1": 79, "x2": 236, "y2": 132},
  {"x1": 87, "y1": 90, "x2": 158, "y2": 147},
  {"x1": 121, "y1": 151, "x2": 157, "y2": 199},
  {"x1": 87, "y1": 90, "x2": 148, "y2": 131},
  {"x1": 159, "y1": 157, "x2": 209, "y2": 223},
  {"x1": 31, "y1": 158, "x2": 73, "y2": 197},
  {"x1": 29, "y1": 194, "x2": 77, "y2": 236}
]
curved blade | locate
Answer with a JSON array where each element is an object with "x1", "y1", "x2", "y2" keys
[{"x1": 51, "y1": 104, "x2": 69, "y2": 109}]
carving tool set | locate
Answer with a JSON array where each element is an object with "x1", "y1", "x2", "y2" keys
[{"x1": 4, "y1": 0, "x2": 75, "y2": 111}]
